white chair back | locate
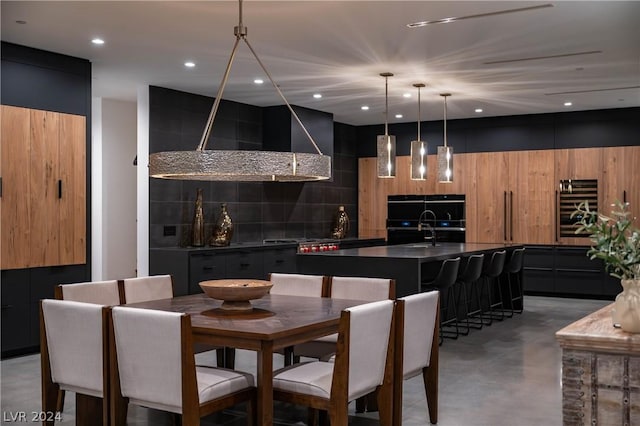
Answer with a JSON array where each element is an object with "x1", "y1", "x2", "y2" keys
[
  {"x1": 57, "y1": 280, "x2": 120, "y2": 305},
  {"x1": 400, "y1": 291, "x2": 439, "y2": 378},
  {"x1": 122, "y1": 275, "x2": 173, "y2": 304},
  {"x1": 42, "y1": 299, "x2": 105, "y2": 397},
  {"x1": 330, "y1": 276, "x2": 392, "y2": 301},
  {"x1": 111, "y1": 306, "x2": 184, "y2": 413},
  {"x1": 269, "y1": 273, "x2": 325, "y2": 297},
  {"x1": 344, "y1": 299, "x2": 394, "y2": 400}
]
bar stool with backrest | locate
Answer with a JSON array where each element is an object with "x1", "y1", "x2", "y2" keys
[
  {"x1": 503, "y1": 248, "x2": 525, "y2": 316},
  {"x1": 479, "y1": 250, "x2": 507, "y2": 325},
  {"x1": 110, "y1": 306, "x2": 256, "y2": 426},
  {"x1": 269, "y1": 273, "x2": 329, "y2": 365},
  {"x1": 456, "y1": 254, "x2": 485, "y2": 334},
  {"x1": 393, "y1": 291, "x2": 440, "y2": 425},
  {"x1": 40, "y1": 299, "x2": 110, "y2": 425},
  {"x1": 421, "y1": 258, "x2": 461, "y2": 344}
]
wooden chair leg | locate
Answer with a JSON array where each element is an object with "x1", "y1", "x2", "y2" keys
[
  {"x1": 329, "y1": 406, "x2": 348, "y2": 426},
  {"x1": 423, "y1": 367, "x2": 438, "y2": 424},
  {"x1": 56, "y1": 390, "x2": 65, "y2": 413},
  {"x1": 75, "y1": 394, "x2": 104, "y2": 426},
  {"x1": 307, "y1": 408, "x2": 319, "y2": 426}
]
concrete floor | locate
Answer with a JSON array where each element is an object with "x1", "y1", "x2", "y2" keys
[{"x1": 0, "y1": 296, "x2": 609, "y2": 425}]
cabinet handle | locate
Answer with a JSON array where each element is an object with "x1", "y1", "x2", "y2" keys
[
  {"x1": 510, "y1": 191, "x2": 514, "y2": 241},
  {"x1": 555, "y1": 190, "x2": 559, "y2": 242},
  {"x1": 503, "y1": 191, "x2": 508, "y2": 241},
  {"x1": 624, "y1": 190, "x2": 627, "y2": 204},
  {"x1": 240, "y1": 263, "x2": 251, "y2": 267},
  {"x1": 556, "y1": 268, "x2": 601, "y2": 274},
  {"x1": 58, "y1": 180, "x2": 63, "y2": 199},
  {"x1": 0, "y1": 176, "x2": 2, "y2": 198},
  {"x1": 1, "y1": 304, "x2": 13, "y2": 310},
  {"x1": 202, "y1": 266, "x2": 215, "y2": 271},
  {"x1": 523, "y1": 267, "x2": 554, "y2": 272}
]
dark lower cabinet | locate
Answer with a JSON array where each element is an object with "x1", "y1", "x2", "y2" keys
[
  {"x1": 226, "y1": 251, "x2": 263, "y2": 279},
  {"x1": 523, "y1": 245, "x2": 617, "y2": 299},
  {"x1": 264, "y1": 248, "x2": 297, "y2": 274},
  {"x1": 189, "y1": 252, "x2": 227, "y2": 294},
  {"x1": 1, "y1": 265, "x2": 88, "y2": 357}
]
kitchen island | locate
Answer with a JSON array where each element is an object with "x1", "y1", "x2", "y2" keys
[{"x1": 297, "y1": 242, "x2": 524, "y2": 298}]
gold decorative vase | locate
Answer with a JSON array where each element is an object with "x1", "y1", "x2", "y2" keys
[
  {"x1": 330, "y1": 205, "x2": 350, "y2": 239},
  {"x1": 210, "y1": 203, "x2": 233, "y2": 246},
  {"x1": 191, "y1": 188, "x2": 205, "y2": 247},
  {"x1": 612, "y1": 279, "x2": 640, "y2": 333}
]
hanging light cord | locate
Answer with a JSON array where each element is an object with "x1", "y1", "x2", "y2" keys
[
  {"x1": 417, "y1": 86, "x2": 421, "y2": 141},
  {"x1": 384, "y1": 76, "x2": 389, "y2": 136},
  {"x1": 443, "y1": 94, "x2": 448, "y2": 148},
  {"x1": 197, "y1": 0, "x2": 323, "y2": 155}
]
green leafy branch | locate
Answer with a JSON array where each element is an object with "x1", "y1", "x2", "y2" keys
[{"x1": 572, "y1": 200, "x2": 640, "y2": 280}]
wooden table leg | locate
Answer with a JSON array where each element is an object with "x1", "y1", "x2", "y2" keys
[{"x1": 257, "y1": 341, "x2": 274, "y2": 425}]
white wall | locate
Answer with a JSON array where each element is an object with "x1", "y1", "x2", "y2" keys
[
  {"x1": 136, "y1": 87, "x2": 150, "y2": 276},
  {"x1": 92, "y1": 98, "x2": 137, "y2": 280}
]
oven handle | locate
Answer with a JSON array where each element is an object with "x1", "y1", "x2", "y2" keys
[{"x1": 510, "y1": 191, "x2": 514, "y2": 241}]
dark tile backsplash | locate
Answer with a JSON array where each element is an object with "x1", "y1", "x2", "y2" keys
[{"x1": 149, "y1": 86, "x2": 358, "y2": 248}]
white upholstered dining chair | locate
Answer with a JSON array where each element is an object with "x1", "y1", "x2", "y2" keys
[
  {"x1": 54, "y1": 280, "x2": 121, "y2": 305},
  {"x1": 40, "y1": 299, "x2": 110, "y2": 425},
  {"x1": 119, "y1": 274, "x2": 174, "y2": 304},
  {"x1": 273, "y1": 299, "x2": 395, "y2": 425},
  {"x1": 269, "y1": 273, "x2": 329, "y2": 297},
  {"x1": 293, "y1": 276, "x2": 395, "y2": 362},
  {"x1": 394, "y1": 291, "x2": 440, "y2": 425},
  {"x1": 109, "y1": 306, "x2": 256, "y2": 426}
]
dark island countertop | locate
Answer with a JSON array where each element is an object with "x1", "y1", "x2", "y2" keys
[
  {"x1": 298, "y1": 241, "x2": 524, "y2": 297},
  {"x1": 299, "y1": 242, "x2": 518, "y2": 262}
]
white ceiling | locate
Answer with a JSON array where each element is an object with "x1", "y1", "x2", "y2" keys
[{"x1": 2, "y1": 1, "x2": 639, "y2": 125}]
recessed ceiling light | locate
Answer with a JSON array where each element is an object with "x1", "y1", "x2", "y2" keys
[
  {"x1": 395, "y1": 114, "x2": 403, "y2": 119},
  {"x1": 475, "y1": 108, "x2": 483, "y2": 113},
  {"x1": 313, "y1": 93, "x2": 322, "y2": 99},
  {"x1": 91, "y1": 38, "x2": 105, "y2": 45},
  {"x1": 403, "y1": 93, "x2": 412, "y2": 98},
  {"x1": 564, "y1": 101, "x2": 573, "y2": 107},
  {"x1": 184, "y1": 61, "x2": 195, "y2": 68},
  {"x1": 361, "y1": 106, "x2": 370, "y2": 111},
  {"x1": 254, "y1": 78, "x2": 264, "y2": 84}
]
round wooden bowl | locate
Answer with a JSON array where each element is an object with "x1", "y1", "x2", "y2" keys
[{"x1": 199, "y1": 279, "x2": 273, "y2": 311}]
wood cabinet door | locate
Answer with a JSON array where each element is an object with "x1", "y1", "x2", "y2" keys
[
  {"x1": 602, "y1": 146, "x2": 640, "y2": 221},
  {"x1": 509, "y1": 150, "x2": 555, "y2": 244},
  {"x1": 1, "y1": 106, "x2": 32, "y2": 269},
  {"x1": 474, "y1": 152, "x2": 509, "y2": 243},
  {"x1": 358, "y1": 157, "x2": 385, "y2": 239},
  {"x1": 30, "y1": 109, "x2": 60, "y2": 267},
  {"x1": 58, "y1": 113, "x2": 86, "y2": 265}
]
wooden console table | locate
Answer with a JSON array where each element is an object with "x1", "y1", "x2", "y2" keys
[{"x1": 556, "y1": 304, "x2": 640, "y2": 425}]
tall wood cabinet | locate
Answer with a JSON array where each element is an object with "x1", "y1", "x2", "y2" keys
[
  {"x1": 602, "y1": 146, "x2": 640, "y2": 221},
  {"x1": 1, "y1": 105, "x2": 86, "y2": 269},
  {"x1": 474, "y1": 150, "x2": 555, "y2": 244}
]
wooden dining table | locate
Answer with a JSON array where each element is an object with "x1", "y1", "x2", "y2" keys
[{"x1": 122, "y1": 292, "x2": 368, "y2": 425}]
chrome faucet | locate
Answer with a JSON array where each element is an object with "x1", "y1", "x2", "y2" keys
[{"x1": 418, "y1": 209, "x2": 437, "y2": 246}]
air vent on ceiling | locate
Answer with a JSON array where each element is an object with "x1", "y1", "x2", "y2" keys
[
  {"x1": 407, "y1": 4, "x2": 553, "y2": 28},
  {"x1": 484, "y1": 50, "x2": 601, "y2": 65}
]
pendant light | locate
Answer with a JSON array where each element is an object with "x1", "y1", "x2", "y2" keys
[
  {"x1": 148, "y1": 0, "x2": 331, "y2": 182},
  {"x1": 437, "y1": 93, "x2": 453, "y2": 183},
  {"x1": 377, "y1": 72, "x2": 396, "y2": 178},
  {"x1": 410, "y1": 83, "x2": 427, "y2": 180}
]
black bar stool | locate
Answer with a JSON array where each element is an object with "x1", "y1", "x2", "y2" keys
[
  {"x1": 456, "y1": 254, "x2": 485, "y2": 334},
  {"x1": 479, "y1": 250, "x2": 506, "y2": 325},
  {"x1": 421, "y1": 257, "x2": 461, "y2": 344},
  {"x1": 503, "y1": 248, "x2": 525, "y2": 316}
]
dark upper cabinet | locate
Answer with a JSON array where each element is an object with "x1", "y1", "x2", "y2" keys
[{"x1": 263, "y1": 105, "x2": 333, "y2": 157}]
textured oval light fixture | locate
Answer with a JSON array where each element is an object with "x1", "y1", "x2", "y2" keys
[
  {"x1": 410, "y1": 83, "x2": 427, "y2": 180},
  {"x1": 149, "y1": 0, "x2": 331, "y2": 182},
  {"x1": 377, "y1": 72, "x2": 396, "y2": 178},
  {"x1": 437, "y1": 93, "x2": 453, "y2": 183}
]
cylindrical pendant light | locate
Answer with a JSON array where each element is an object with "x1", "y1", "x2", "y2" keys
[
  {"x1": 377, "y1": 72, "x2": 396, "y2": 178},
  {"x1": 437, "y1": 93, "x2": 453, "y2": 183},
  {"x1": 410, "y1": 83, "x2": 427, "y2": 180}
]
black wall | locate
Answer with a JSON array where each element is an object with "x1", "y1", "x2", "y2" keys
[
  {"x1": 1, "y1": 42, "x2": 92, "y2": 356},
  {"x1": 149, "y1": 86, "x2": 357, "y2": 248},
  {"x1": 356, "y1": 107, "x2": 640, "y2": 157}
]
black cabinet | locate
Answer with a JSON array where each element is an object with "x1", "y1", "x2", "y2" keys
[
  {"x1": 263, "y1": 248, "x2": 297, "y2": 275},
  {"x1": 523, "y1": 245, "x2": 617, "y2": 299},
  {"x1": 226, "y1": 251, "x2": 264, "y2": 279},
  {"x1": 189, "y1": 252, "x2": 227, "y2": 294}
]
